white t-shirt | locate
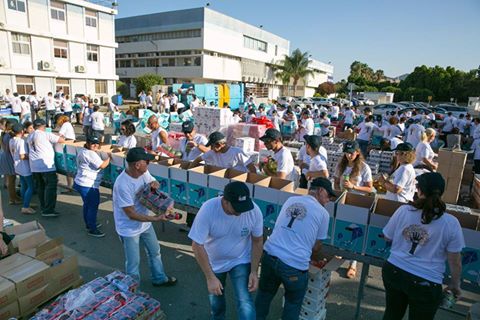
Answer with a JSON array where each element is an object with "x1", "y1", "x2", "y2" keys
[
  {"x1": 9, "y1": 137, "x2": 31, "y2": 176},
  {"x1": 454, "y1": 119, "x2": 467, "y2": 133},
  {"x1": 299, "y1": 118, "x2": 315, "y2": 139},
  {"x1": 264, "y1": 195, "x2": 329, "y2": 270},
  {"x1": 272, "y1": 147, "x2": 295, "y2": 181},
  {"x1": 357, "y1": 122, "x2": 376, "y2": 141},
  {"x1": 201, "y1": 147, "x2": 252, "y2": 172},
  {"x1": 180, "y1": 134, "x2": 208, "y2": 162},
  {"x1": 62, "y1": 100, "x2": 73, "y2": 113},
  {"x1": 383, "y1": 205, "x2": 465, "y2": 284},
  {"x1": 91, "y1": 111, "x2": 105, "y2": 131},
  {"x1": 472, "y1": 139, "x2": 480, "y2": 160},
  {"x1": 74, "y1": 148, "x2": 104, "y2": 188},
  {"x1": 388, "y1": 125, "x2": 403, "y2": 140},
  {"x1": 320, "y1": 118, "x2": 331, "y2": 136},
  {"x1": 151, "y1": 127, "x2": 167, "y2": 151},
  {"x1": 335, "y1": 162, "x2": 372, "y2": 187},
  {"x1": 385, "y1": 164, "x2": 416, "y2": 203},
  {"x1": 331, "y1": 105, "x2": 340, "y2": 118},
  {"x1": 11, "y1": 97, "x2": 22, "y2": 113},
  {"x1": 44, "y1": 96, "x2": 55, "y2": 111},
  {"x1": 117, "y1": 135, "x2": 137, "y2": 149},
  {"x1": 59, "y1": 122, "x2": 76, "y2": 140},
  {"x1": 414, "y1": 142, "x2": 435, "y2": 167},
  {"x1": 390, "y1": 137, "x2": 403, "y2": 150},
  {"x1": 82, "y1": 107, "x2": 93, "y2": 126},
  {"x1": 188, "y1": 197, "x2": 263, "y2": 273},
  {"x1": 442, "y1": 116, "x2": 455, "y2": 132},
  {"x1": 406, "y1": 124, "x2": 425, "y2": 148},
  {"x1": 307, "y1": 154, "x2": 327, "y2": 175},
  {"x1": 113, "y1": 170, "x2": 156, "y2": 237},
  {"x1": 344, "y1": 110, "x2": 355, "y2": 124},
  {"x1": 27, "y1": 130, "x2": 59, "y2": 173},
  {"x1": 20, "y1": 101, "x2": 30, "y2": 116}
]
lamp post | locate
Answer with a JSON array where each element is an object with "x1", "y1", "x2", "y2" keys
[{"x1": 149, "y1": 40, "x2": 159, "y2": 75}]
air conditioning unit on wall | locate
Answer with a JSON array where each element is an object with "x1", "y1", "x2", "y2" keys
[
  {"x1": 75, "y1": 65, "x2": 86, "y2": 73},
  {"x1": 39, "y1": 61, "x2": 54, "y2": 71},
  {"x1": 92, "y1": 96, "x2": 101, "y2": 105},
  {"x1": 100, "y1": 96, "x2": 110, "y2": 104}
]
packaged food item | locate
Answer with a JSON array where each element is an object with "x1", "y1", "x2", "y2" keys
[{"x1": 136, "y1": 185, "x2": 174, "y2": 215}]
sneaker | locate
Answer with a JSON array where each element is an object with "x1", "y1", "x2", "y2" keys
[
  {"x1": 21, "y1": 207, "x2": 36, "y2": 215},
  {"x1": 87, "y1": 229, "x2": 105, "y2": 238},
  {"x1": 41, "y1": 211, "x2": 60, "y2": 217},
  {"x1": 85, "y1": 223, "x2": 103, "y2": 231},
  {"x1": 152, "y1": 276, "x2": 177, "y2": 287}
]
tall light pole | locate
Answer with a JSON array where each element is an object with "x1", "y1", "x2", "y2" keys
[{"x1": 149, "y1": 40, "x2": 159, "y2": 75}]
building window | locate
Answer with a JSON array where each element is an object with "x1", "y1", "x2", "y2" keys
[
  {"x1": 56, "y1": 78, "x2": 70, "y2": 95},
  {"x1": 85, "y1": 10, "x2": 97, "y2": 27},
  {"x1": 50, "y1": 1, "x2": 65, "y2": 21},
  {"x1": 116, "y1": 60, "x2": 131, "y2": 68},
  {"x1": 16, "y1": 76, "x2": 34, "y2": 95},
  {"x1": 194, "y1": 57, "x2": 201, "y2": 66},
  {"x1": 53, "y1": 40, "x2": 68, "y2": 59},
  {"x1": 8, "y1": 0, "x2": 26, "y2": 12},
  {"x1": 12, "y1": 33, "x2": 31, "y2": 55},
  {"x1": 115, "y1": 29, "x2": 201, "y2": 43},
  {"x1": 95, "y1": 80, "x2": 107, "y2": 94},
  {"x1": 243, "y1": 35, "x2": 267, "y2": 52},
  {"x1": 86, "y1": 44, "x2": 98, "y2": 61}
]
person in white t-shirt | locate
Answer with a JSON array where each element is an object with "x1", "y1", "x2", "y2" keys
[
  {"x1": 356, "y1": 115, "x2": 376, "y2": 156},
  {"x1": 319, "y1": 112, "x2": 331, "y2": 136},
  {"x1": 189, "y1": 181, "x2": 263, "y2": 320},
  {"x1": 147, "y1": 115, "x2": 168, "y2": 153},
  {"x1": 43, "y1": 92, "x2": 56, "y2": 128},
  {"x1": 390, "y1": 134, "x2": 404, "y2": 150},
  {"x1": 255, "y1": 178, "x2": 332, "y2": 320},
  {"x1": 73, "y1": 135, "x2": 110, "y2": 237},
  {"x1": 406, "y1": 120, "x2": 425, "y2": 148},
  {"x1": 189, "y1": 94, "x2": 200, "y2": 112},
  {"x1": 414, "y1": 128, "x2": 438, "y2": 171},
  {"x1": 380, "y1": 143, "x2": 416, "y2": 203},
  {"x1": 112, "y1": 147, "x2": 177, "y2": 286},
  {"x1": 19, "y1": 96, "x2": 31, "y2": 123},
  {"x1": 90, "y1": 105, "x2": 105, "y2": 142},
  {"x1": 9, "y1": 123, "x2": 35, "y2": 214},
  {"x1": 28, "y1": 91, "x2": 39, "y2": 121},
  {"x1": 387, "y1": 117, "x2": 403, "y2": 140},
  {"x1": 10, "y1": 92, "x2": 22, "y2": 117},
  {"x1": 303, "y1": 135, "x2": 328, "y2": 181},
  {"x1": 297, "y1": 110, "x2": 314, "y2": 141},
  {"x1": 57, "y1": 115, "x2": 76, "y2": 140},
  {"x1": 191, "y1": 131, "x2": 256, "y2": 173},
  {"x1": 179, "y1": 121, "x2": 209, "y2": 162},
  {"x1": 330, "y1": 103, "x2": 340, "y2": 121},
  {"x1": 27, "y1": 119, "x2": 65, "y2": 217},
  {"x1": 442, "y1": 112, "x2": 456, "y2": 134},
  {"x1": 81, "y1": 101, "x2": 94, "y2": 136},
  {"x1": 343, "y1": 106, "x2": 356, "y2": 130},
  {"x1": 62, "y1": 94, "x2": 73, "y2": 119},
  {"x1": 259, "y1": 129, "x2": 295, "y2": 180},
  {"x1": 382, "y1": 172, "x2": 464, "y2": 320},
  {"x1": 116, "y1": 119, "x2": 137, "y2": 149},
  {"x1": 454, "y1": 114, "x2": 467, "y2": 134}
]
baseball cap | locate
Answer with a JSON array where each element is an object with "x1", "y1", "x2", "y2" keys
[
  {"x1": 126, "y1": 147, "x2": 155, "y2": 163},
  {"x1": 260, "y1": 128, "x2": 282, "y2": 142},
  {"x1": 393, "y1": 142, "x2": 414, "y2": 152},
  {"x1": 343, "y1": 140, "x2": 360, "y2": 153},
  {"x1": 416, "y1": 172, "x2": 445, "y2": 196},
  {"x1": 12, "y1": 123, "x2": 24, "y2": 134},
  {"x1": 303, "y1": 135, "x2": 322, "y2": 150},
  {"x1": 205, "y1": 131, "x2": 226, "y2": 147},
  {"x1": 86, "y1": 135, "x2": 100, "y2": 144},
  {"x1": 33, "y1": 118, "x2": 46, "y2": 128},
  {"x1": 223, "y1": 181, "x2": 254, "y2": 213},
  {"x1": 181, "y1": 121, "x2": 194, "y2": 133},
  {"x1": 310, "y1": 178, "x2": 336, "y2": 197}
]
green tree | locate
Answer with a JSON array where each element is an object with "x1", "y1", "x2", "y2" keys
[
  {"x1": 276, "y1": 49, "x2": 314, "y2": 96},
  {"x1": 348, "y1": 61, "x2": 375, "y2": 84},
  {"x1": 335, "y1": 79, "x2": 348, "y2": 94},
  {"x1": 317, "y1": 82, "x2": 336, "y2": 96},
  {"x1": 402, "y1": 87, "x2": 434, "y2": 102},
  {"x1": 132, "y1": 73, "x2": 164, "y2": 95},
  {"x1": 116, "y1": 80, "x2": 129, "y2": 98}
]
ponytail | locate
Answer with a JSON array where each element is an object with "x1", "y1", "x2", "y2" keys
[{"x1": 411, "y1": 190, "x2": 446, "y2": 224}]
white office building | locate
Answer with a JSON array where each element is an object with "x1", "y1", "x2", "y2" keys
[
  {"x1": 0, "y1": 0, "x2": 118, "y2": 100},
  {"x1": 116, "y1": 7, "x2": 333, "y2": 100}
]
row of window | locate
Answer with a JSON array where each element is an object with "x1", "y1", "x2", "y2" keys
[
  {"x1": 11, "y1": 33, "x2": 100, "y2": 62},
  {"x1": 116, "y1": 29, "x2": 201, "y2": 43},
  {"x1": 15, "y1": 76, "x2": 107, "y2": 95},
  {"x1": 116, "y1": 50, "x2": 203, "y2": 59},
  {"x1": 116, "y1": 57, "x2": 202, "y2": 68},
  {"x1": 243, "y1": 35, "x2": 267, "y2": 52},
  {"x1": 8, "y1": 0, "x2": 98, "y2": 28}
]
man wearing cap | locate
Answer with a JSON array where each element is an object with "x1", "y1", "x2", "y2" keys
[
  {"x1": 179, "y1": 120, "x2": 209, "y2": 162},
  {"x1": 190, "y1": 131, "x2": 256, "y2": 173},
  {"x1": 147, "y1": 115, "x2": 168, "y2": 153},
  {"x1": 189, "y1": 181, "x2": 263, "y2": 320},
  {"x1": 303, "y1": 135, "x2": 329, "y2": 180},
  {"x1": 260, "y1": 128, "x2": 296, "y2": 181},
  {"x1": 255, "y1": 178, "x2": 333, "y2": 320},
  {"x1": 112, "y1": 147, "x2": 177, "y2": 286},
  {"x1": 297, "y1": 110, "x2": 314, "y2": 142},
  {"x1": 27, "y1": 119, "x2": 65, "y2": 217}
]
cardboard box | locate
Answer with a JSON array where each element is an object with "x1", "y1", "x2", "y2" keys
[
  {"x1": 365, "y1": 199, "x2": 403, "y2": 258},
  {"x1": 443, "y1": 178, "x2": 462, "y2": 204},
  {"x1": 187, "y1": 165, "x2": 225, "y2": 207},
  {"x1": 54, "y1": 143, "x2": 66, "y2": 172},
  {"x1": 167, "y1": 160, "x2": 193, "y2": 204},
  {"x1": 4, "y1": 221, "x2": 46, "y2": 254},
  {"x1": 18, "y1": 285, "x2": 49, "y2": 316},
  {"x1": 46, "y1": 255, "x2": 80, "y2": 297},
  {"x1": 232, "y1": 172, "x2": 270, "y2": 196},
  {"x1": 1, "y1": 257, "x2": 49, "y2": 297},
  {"x1": 458, "y1": 225, "x2": 480, "y2": 284},
  {"x1": 322, "y1": 191, "x2": 344, "y2": 245},
  {"x1": 254, "y1": 177, "x2": 294, "y2": 228},
  {"x1": 0, "y1": 301, "x2": 19, "y2": 319},
  {"x1": 147, "y1": 160, "x2": 171, "y2": 194},
  {"x1": 110, "y1": 151, "x2": 126, "y2": 183},
  {"x1": 23, "y1": 238, "x2": 64, "y2": 266},
  {"x1": 208, "y1": 169, "x2": 247, "y2": 200},
  {"x1": 0, "y1": 277, "x2": 16, "y2": 309},
  {"x1": 333, "y1": 193, "x2": 375, "y2": 253}
]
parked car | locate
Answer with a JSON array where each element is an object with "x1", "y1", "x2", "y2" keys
[
  {"x1": 435, "y1": 104, "x2": 468, "y2": 118},
  {"x1": 277, "y1": 96, "x2": 294, "y2": 105},
  {"x1": 311, "y1": 97, "x2": 334, "y2": 106},
  {"x1": 373, "y1": 103, "x2": 405, "y2": 115},
  {"x1": 431, "y1": 107, "x2": 447, "y2": 120}
]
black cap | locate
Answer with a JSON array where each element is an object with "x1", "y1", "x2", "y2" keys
[
  {"x1": 205, "y1": 131, "x2": 225, "y2": 147},
  {"x1": 310, "y1": 178, "x2": 336, "y2": 197},
  {"x1": 33, "y1": 118, "x2": 46, "y2": 128},
  {"x1": 343, "y1": 140, "x2": 360, "y2": 153},
  {"x1": 223, "y1": 181, "x2": 254, "y2": 213},
  {"x1": 181, "y1": 121, "x2": 194, "y2": 133},
  {"x1": 393, "y1": 142, "x2": 414, "y2": 152},
  {"x1": 260, "y1": 128, "x2": 282, "y2": 142},
  {"x1": 12, "y1": 123, "x2": 24, "y2": 134},
  {"x1": 304, "y1": 135, "x2": 322, "y2": 150},
  {"x1": 126, "y1": 147, "x2": 155, "y2": 163},
  {"x1": 416, "y1": 172, "x2": 445, "y2": 196},
  {"x1": 86, "y1": 135, "x2": 100, "y2": 144}
]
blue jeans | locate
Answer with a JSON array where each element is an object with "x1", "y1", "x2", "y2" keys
[
  {"x1": 19, "y1": 175, "x2": 34, "y2": 208},
  {"x1": 208, "y1": 263, "x2": 255, "y2": 320},
  {"x1": 255, "y1": 252, "x2": 309, "y2": 320},
  {"x1": 357, "y1": 138, "x2": 369, "y2": 157},
  {"x1": 73, "y1": 183, "x2": 100, "y2": 231},
  {"x1": 119, "y1": 225, "x2": 168, "y2": 284}
]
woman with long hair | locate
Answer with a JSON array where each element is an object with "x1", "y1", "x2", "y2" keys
[
  {"x1": 0, "y1": 119, "x2": 22, "y2": 204},
  {"x1": 380, "y1": 143, "x2": 416, "y2": 203},
  {"x1": 116, "y1": 119, "x2": 137, "y2": 149},
  {"x1": 382, "y1": 172, "x2": 464, "y2": 320},
  {"x1": 414, "y1": 128, "x2": 438, "y2": 171}
]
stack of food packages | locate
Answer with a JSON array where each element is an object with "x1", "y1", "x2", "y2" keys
[
  {"x1": 368, "y1": 150, "x2": 394, "y2": 174},
  {"x1": 226, "y1": 123, "x2": 268, "y2": 152},
  {"x1": 325, "y1": 142, "x2": 344, "y2": 177},
  {"x1": 31, "y1": 271, "x2": 165, "y2": 320},
  {"x1": 299, "y1": 263, "x2": 332, "y2": 320},
  {"x1": 192, "y1": 106, "x2": 233, "y2": 135}
]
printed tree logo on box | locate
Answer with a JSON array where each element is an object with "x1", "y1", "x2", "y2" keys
[
  {"x1": 402, "y1": 224, "x2": 429, "y2": 255},
  {"x1": 285, "y1": 203, "x2": 306, "y2": 228}
]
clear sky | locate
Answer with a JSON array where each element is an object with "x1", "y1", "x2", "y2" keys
[{"x1": 116, "y1": 0, "x2": 479, "y2": 81}]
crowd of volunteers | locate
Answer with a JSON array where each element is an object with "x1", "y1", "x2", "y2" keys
[{"x1": 0, "y1": 88, "x2": 470, "y2": 320}]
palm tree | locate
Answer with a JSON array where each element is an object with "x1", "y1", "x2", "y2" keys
[{"x1": 276, "y1": 49, "x2": 314, "y2": 96}]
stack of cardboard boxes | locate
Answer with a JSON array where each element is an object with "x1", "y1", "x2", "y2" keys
[
  {"x1": 473, "y1": 175, "x2": 480, "y2": 208},
  {"x1": 437, "y1": 149, "x2": 468, "y2": 204},
  {"x1": 193, "y1": 106, "x2": 233, "y2": 135}
]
